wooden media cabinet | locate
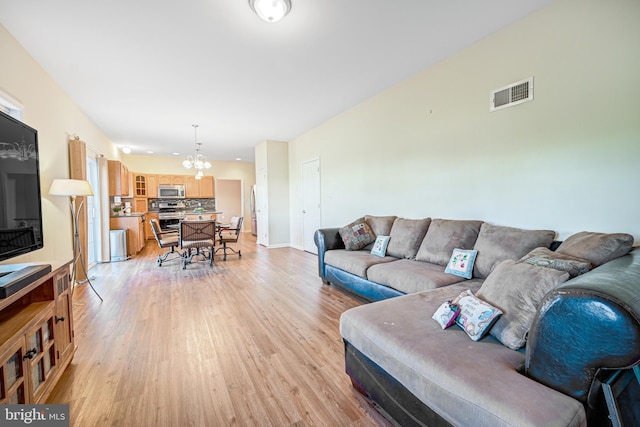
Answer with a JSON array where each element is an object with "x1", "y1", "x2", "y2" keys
[{"x1": 0, "y1": 260, "x2": 74, "y2": 404}]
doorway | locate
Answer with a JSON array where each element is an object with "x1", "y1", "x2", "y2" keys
[
  {"x1": 215, "y1": 179, "x2": 243, "y2": 229},
  {"x1": 86, "y1": 156, "x2": 100, "y2": 268}
]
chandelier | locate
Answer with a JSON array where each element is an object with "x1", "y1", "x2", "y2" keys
[
  {"x1": 182, "y1": 124, "x2": 211, "y2": 179},
  {"x1": 0, "y1": 137, "x2": 36, "y2": 161},
  {"x1": 248, "y1": 0, "x2": 292, "y2": 23}
]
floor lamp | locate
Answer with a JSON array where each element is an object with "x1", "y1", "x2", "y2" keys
[{"x1": 49, "y1": 178, "x2": 103, "y2": 301}]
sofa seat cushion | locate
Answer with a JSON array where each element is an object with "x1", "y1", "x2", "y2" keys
[
  {"x1": 366, "y1": 259, "x2": 466, "y2": 294},
  {"x1": 340, "y1": 285, "x2": 586, "y2": 427},
  {"x1": 324, "y1": 249, "x2": 397, "y2": 279}
]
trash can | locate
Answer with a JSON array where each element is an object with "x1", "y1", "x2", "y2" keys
[{"x1": 110, "y1": 229, "x2": 127, "y2": 262}]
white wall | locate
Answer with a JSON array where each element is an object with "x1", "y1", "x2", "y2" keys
[
  {"x1": 0, "y1": 24, "x2": 117, "y2": 265},
  {"x1": 289, "y1": 0, "x2": 640, "y2": 248}
]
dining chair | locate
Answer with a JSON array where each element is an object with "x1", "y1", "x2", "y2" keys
[
  {"x1": 215, "y1": 216, "x2": 243, "y2": 261},
  {"x1": 179, "y1": 219, "x2": 216, "y2": 269},
  {"x1": 149, "y1": 219, "x2": 182, "y2": 267}
]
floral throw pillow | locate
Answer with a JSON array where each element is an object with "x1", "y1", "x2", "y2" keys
[
  {"x1": 339, "y1": 217, "x2": 376, "y2": 251},
  {"x1": 454, "y1": 290, "x2": 503, "y2": 341},
  {"x1": 370, "y1": 235, "x2": 391, "y2": 257},
  {"x1": 445, "y1": 248, "x2": 478, "y2": 279}
]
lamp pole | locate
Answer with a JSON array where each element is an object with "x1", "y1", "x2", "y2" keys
[{"x1": 69, "y1": 195, "x2": 103, "y2": 301}]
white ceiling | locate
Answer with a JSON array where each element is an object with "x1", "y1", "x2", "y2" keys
[{"x1": 0, "y1": 0, "x2": 553, "y2": 162}]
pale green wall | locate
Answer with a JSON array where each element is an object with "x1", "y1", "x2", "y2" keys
[
  {"x1": 289, "y1": 0, "x2": 640, "y2": 248},
  {"x1": 0, "y1": 25, "x2": 117, "y2": 264}
]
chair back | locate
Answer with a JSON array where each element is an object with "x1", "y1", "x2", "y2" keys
[
  {"x1": 150, "y1": 219, "x2": 162, "y2": 242},
  {"x1": 220, "y1": 217, "x2": 244, "y2": 243},
  {"x1": 180, "y1": 220, "x2": 216, "y2": 248}
]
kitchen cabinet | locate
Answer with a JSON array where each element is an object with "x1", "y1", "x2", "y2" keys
[
  {"x1": 147, "y1": 175, "x2": 158, "y2": 198},
  {"x1": 134, "y1": 174, "x2": 147, "y2": 197},
  {"x1": 157, "y1": 175, "x2": 184, "y2": 185},
  {"x1": 110, "y1": 215, "x2": 146, "y2": 256},
  {"x1": 108, "y1": 160, "x2": 130, "y2": 197},
  {"x1": 145, "y1": 212, "x2": 158, "y2": 240},
  {"x1": 185, "y1": 175, "x2": 215, "y2": 198},
  {"x1": 134, "y1": 198, "x2": 147, "y2": 212}
]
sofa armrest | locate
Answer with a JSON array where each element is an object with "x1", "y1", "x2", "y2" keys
[
  {"x1": 526, "y1": 248, "x2": 640, "y2": 405},
  {"x1": 314, "y1": 228, "x2": 344, "y2": 279}
]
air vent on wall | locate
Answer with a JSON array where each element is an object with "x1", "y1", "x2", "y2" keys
[{"x1": 490, "y1": 77, "x2": 533, "y2": 112}]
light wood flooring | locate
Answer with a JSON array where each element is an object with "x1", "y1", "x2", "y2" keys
[{"x1": 47, "y1": 233, "x2": 392, "y2": 427}]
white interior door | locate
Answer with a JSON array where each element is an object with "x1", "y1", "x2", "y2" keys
[{"x1": 302, "y1": 158, "x2": 321, "y2": 254}]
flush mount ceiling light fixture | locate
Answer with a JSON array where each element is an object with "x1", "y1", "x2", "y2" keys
[
  {"x1": 182, "y1": 124, "x2": 211, "y2": 179},
  {"x1": 248, "y1": 0, "x2": 292, "y2": 23}
]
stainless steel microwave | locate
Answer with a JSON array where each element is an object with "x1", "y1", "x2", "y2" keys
[{"x1": 158, "y1": 185, "x2": 185, "y2": 199}]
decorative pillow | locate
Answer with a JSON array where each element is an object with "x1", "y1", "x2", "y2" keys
[
  {"x1": 432, "y1": 300, "x2": 461, "y2": 329},
  {"x1": 472, "y1": 223, "x2": 556, "y2": 279},
  {"x1": 338, "y1": 217, "x2": 375, "y2": 251},
  {"x1": 370, "y1": 236, "x2": 391, "y2": 257},
  {"x1": 477, "y1": 260, "x2": 569, "y2": 350},
  {"x1": 415, "y1": 219, "x2": 484, "y2": 266},
  {"x1": 444, "y1": 248, "x2": 478, "y2": 279},
  {"x1": 453, "y1": 290, "x2": 503, "y2": 341},
  {"x1": 518, "y1": 247, "x2": 592, "y2": 278},
  {"x1": 555, "y1": 231, "x2": 634, "y2": 266},
  {"x1": 386, "y1": 218, "x2": 431, "y2": 259}
]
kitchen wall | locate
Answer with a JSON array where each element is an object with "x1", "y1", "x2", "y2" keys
[
  {"x1": 288, "y1": 0, "x2": 640, "y2": 249},
  {"x1": 122, "y1": 154, "x2": 256, "y2": 230}
]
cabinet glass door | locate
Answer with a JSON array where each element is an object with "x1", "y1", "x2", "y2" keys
[
  {"x1": 27, "y1": 315, "x2": 56, "y2": 400},
  {"x1": 1, "y1": 340, "x2": 27, "y2": 404}
]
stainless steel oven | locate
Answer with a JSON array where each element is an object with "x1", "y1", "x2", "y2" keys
[{"x1": 158, "y1": 201, "x2": 185, "y2": 229}]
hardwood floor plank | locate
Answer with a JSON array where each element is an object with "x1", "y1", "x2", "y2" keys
[{"x1": 47, "y1": 234, "x2": 393, "y2": 426}]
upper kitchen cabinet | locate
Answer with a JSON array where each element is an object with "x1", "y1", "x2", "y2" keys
[
  {"x1": 147, "y1": 175, "x2": 158, "y2": 198},
  {"x1": 108, "y1": 160, "x2": 130, "y2": 197},
  {"x1": 158, "y1": 175, "x2": 185, "y2": 186},
  {"x1": 134, "y1": 174, "x2": 147, "y2": 197},
  {"x1": 185, "y1": 175, "x2": 214, "y2": 198}
]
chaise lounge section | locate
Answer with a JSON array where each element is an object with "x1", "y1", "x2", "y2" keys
[{"x1": 315, "y1": 215, "x2": 640, "y2": 426}]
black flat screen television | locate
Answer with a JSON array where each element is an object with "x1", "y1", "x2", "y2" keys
[{"x1": 0, "y1": 110, "x2": 44, "y2": 262}]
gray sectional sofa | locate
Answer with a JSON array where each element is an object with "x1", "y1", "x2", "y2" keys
[{"x1": 314, "y1": 216, "x2": 640, "y2": 427}]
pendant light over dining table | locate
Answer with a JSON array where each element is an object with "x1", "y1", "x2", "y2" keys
[
  {"x1": 248, "y1": 0, "x2": 292, "y2": 23},
  {"x1": 182, "y1": 124, "x2": 211, "y2": 180}
]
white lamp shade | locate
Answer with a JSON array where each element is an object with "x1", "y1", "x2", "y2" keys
[
  {"x1": 49, "y1": 179, "x2": 94, "y2": 197},
  {"x1": 249, "y1": 0, "x2": 291, "y2": 22}
]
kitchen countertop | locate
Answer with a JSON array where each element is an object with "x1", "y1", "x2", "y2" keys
[{"x1": 110, "y1": 212, "x2": 147, "y2": 218}]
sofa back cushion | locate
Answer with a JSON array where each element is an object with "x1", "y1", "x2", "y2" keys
[
  {"x1": 555, "y1": 231, "x2": 634, "y2": 266},
  {"x1": 386, "y1": 218, "x2": 431, "y2": 259},
  {"x1": 473, "y1": 223, "x2": 555, "y2": 278},
  {"x1": 415, "y1": 219, "x2": 484, "y2": 266},
  {"x1": 365, "y1": 215, "x2": 397, "y2": 237}
]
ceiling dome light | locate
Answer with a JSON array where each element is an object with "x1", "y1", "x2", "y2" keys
[
  {"x1": 122, "y1": 146, "x2": 131, "y2": 154},
  {"x1": 249, "y1": 0, "x2": 291, "y2": 23}
]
